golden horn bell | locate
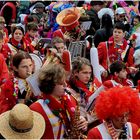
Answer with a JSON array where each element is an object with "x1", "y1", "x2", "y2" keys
[{"x1": 56, "y1": 7, "x2": 80, "y2": 27}]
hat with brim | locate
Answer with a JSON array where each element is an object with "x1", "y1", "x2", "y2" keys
[
  {"x1": 115, "y1": 7, "x2": 126, "y2": 15},
  {"x1": 0, "y1": 105, "x2": 45, "y2": 139}
]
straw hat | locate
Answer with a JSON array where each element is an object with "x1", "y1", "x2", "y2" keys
[
  {"x1": 0, "y1": 104, "x2": 45, "y2": 139},
  {"x1": 56, "y1": 7, "x2": 80, "y2": 27}
]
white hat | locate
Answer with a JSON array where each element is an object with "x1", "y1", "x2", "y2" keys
[
  {"x1": 0, "y1": 104, "x2": 45, "y2": 139},
  {"x1": 115, "y1": 7, "x2": 126, "y2": 15}
]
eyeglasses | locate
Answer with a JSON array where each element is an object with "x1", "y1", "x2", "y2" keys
[{"x1": 119, "y1": 15, "x2": 125, "y2": 18}]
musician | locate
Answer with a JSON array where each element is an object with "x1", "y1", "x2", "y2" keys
[
  {"x1": 69, "y1": 56, "x2": 102, "y2": 128},
  {"x1": 87, "y1": 86, "x2": 140, "y2": 139},
  {"x1": 98, "y1": 22, "x2": 134, "y2": 81},
  {"x1": 109, "y1": 60, "x2": 134, "y2": 87},
  {"x1": 30, "y1": 64, "x2": 88, "y2": 139},
  {"x1": 55, "y1": 7, "x2": 86, "y2": 43},
  {"x1": 51, "y1": 37, "x2": 66, "y2": 54},
  {"x1": 24, "y1": 22, "x2": 39, "y2": 48},
  {"x1": 0, "y1": 52, "x2": 36, "y2": 114},
  {"x1": 8, "y1": 26, "x2": 34, "y2": 55}
]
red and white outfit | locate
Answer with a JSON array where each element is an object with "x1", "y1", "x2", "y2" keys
[
  {"x1": 30, "y1": 94, "x2": 76, "y2": 139},
  {"x1": 8, "y1": 37, "x2": 34, "y2": 55},
  {"x1": 88, "y1": 122, "x2": 140, "y2": 139},
  {"x1": 98, "y1": 36, "x2": 134, "y2": 70}
]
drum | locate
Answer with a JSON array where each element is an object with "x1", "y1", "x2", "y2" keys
[{"x1": 30, "y1": 53, "x2": 43, "y2": 72}]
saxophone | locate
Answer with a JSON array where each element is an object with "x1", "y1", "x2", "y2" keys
[{"x1": 65, "y1": 88, "x2": 87, "y2": 139}]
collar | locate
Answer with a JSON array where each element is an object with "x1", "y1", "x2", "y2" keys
[{"x1": 10, "y1": 37, "x2": 20, "y2": 46}]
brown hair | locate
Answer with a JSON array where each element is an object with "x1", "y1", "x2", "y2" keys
[
  {"x1": 27, "y1": 22, "x2": 38, "y2": 31},
  {"x1": 12, "y1": 51, "x2": 32, "y2": 68},
  {"x1": 51, "y1": 37, "x2": 65, "y2": 45},
  {"x1": 72, "y1": 56, "x2": 92, "y2": 73},
  {"x1": 38, "y1": 64, "x2": 66, "y2": 94}
]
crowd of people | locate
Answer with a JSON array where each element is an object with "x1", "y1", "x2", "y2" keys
[{"x1": 0, "y1": 0, "x2": 140, "y2": 139}]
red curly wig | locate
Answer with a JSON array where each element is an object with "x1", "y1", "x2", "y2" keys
[{"x1": 95, "y1": 86, "x2": 140, "y2": 127}]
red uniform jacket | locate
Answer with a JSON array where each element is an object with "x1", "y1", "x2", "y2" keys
[
  {"x1": 98, "y1": 36, "x2": 134, "y2": 70},
  {"x1": 8, "y1": 37, "x2": 34, "y2": 53},
  {"x1": 0, "y1": 53, "x2": 9, "y2": 86},
  {"x1": 30, "y1": 94, "x2": 76, "y2": 139},
  {"x1": 0, "y1": 44, "x2": 12, "y2": 61},
  {"x1": 88, "y1": 122, "x2": 140, "y2": 139}
]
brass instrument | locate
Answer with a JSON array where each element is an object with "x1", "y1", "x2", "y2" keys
[
  {"x1": 64, "y1": 88, "x2": 87, "y2": 139},
  {"x1": 68, "y1": 40, "x2": 87, "y2": 60}
]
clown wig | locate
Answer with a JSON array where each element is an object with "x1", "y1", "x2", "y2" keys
[{"x1": 95, "y1": 86, "x2": 140, "y2": 127}]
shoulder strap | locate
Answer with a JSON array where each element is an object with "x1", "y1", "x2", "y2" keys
[
  {"x1": 122, "y1": 44, "x2": 131, "y2": 63},
  {"x1": 105, "y1": 41, "x2": 111, "y2": 69}
]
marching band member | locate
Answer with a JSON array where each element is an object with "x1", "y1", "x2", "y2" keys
[
  {"x1": 109, "y1": 60, "x2": 134, "y2": 87},
  {"x1": 98, "y1": 22, "x2": 134, "y2": 81},
  {"x1": 0, "y1": 52, "x2": 36, "y2": 114},
  {"x1": 8, "y1": 26, "x2": 34, "y2": 55},
  {"x1": 30, "y1": 64, "x2": 88, "y2": 139},
  {"x1": 88, "y1": 86, "x2": 140, "y2": 139},
  {"x1": 24, "y1": 22, "x2": 39, "y2": 48},
  {"x1": 68, "y1": 56, "x2": 102, "y2": 128}
]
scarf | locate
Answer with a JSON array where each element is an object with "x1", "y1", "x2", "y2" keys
[{"x1": 42, "y1": 94, "x2": 75, "y2": 131}]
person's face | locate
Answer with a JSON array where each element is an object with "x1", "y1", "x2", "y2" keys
[
  {"x1": 75, "y1": 64, "x2": 92, "y2": 84},
  {"x1": 52, "y1": 78, "x2": 66, "y2": 97},
  {"x1": 13, "y1": 29, "x2": 23, "y2": 42},
  {"x1": 14, "y1": 58, "x2": 33, "y2": 79},
  {"x1": 36, "y1": 7, "x2": 44, "y2": 13},
  {"x1": 28, "y1": 30, "x2": 38, "y2": 38},
  {"x1": 55, "y1": 42, "x2": 65, "y2": 54},
  {"x1": 133, "y1": 18, "x2": 139, "y2": 26},
  {"x1": 113, "y1": 28, "x2": 124, "y2": 43},
  {"x1": 111, "y1": 112, "x2": 129, "y2": 129},
  {"x1": 116, "y1": 14, "x2": 126, "y2": 22},
  {"x1": 0, "y1": 39, "x2": 3, "y2": 49},
  {"x1": 116, "y1": 68, "x2": 127, "y2": 79}
]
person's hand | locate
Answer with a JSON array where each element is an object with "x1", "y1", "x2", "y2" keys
[
  {"x1": 128, "y1": 67, "x2": 138, "y2": 74},
  {"x1": 101, "y1": 70, "x2": 108, "y2": 78},
  {"x1": 77, "y1": 116, "x2": 88, "y2": 132}
]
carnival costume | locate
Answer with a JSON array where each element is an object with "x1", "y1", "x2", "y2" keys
[
  {"x1": 30, "y1": 94, "x2": 76, "y2": 139},
  {"x1": 98, "y1": 36, "x2": 134, "y2": 71},
  {"x1": 88, "y1": 86, "x2": 140, "y2": 139}
]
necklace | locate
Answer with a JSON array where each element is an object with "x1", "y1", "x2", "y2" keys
[{"x1": 105, "y1": 120, "x2": 126, "y2": 139}]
